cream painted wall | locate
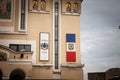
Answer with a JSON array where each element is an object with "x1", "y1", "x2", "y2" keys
[
  {"x1": 61, "y1": 15, "x2": 81, "y2": 64},
  {"x1": 0, "y1": 0, "x2": 81, "y2": 65},
  {"x1": 0, "y1": 62, "x2": 32, "y2": 79},
  {"x1": 27, "y1": 7, "x2": 53, "y2": 64},
  {"x1": 0, "y1": 0, "x2": 83, "y2": 79}
]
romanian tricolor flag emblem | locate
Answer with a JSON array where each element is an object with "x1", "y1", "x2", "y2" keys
[{"x1": 66, "y1": 34, "x2": 76, "y2": 62}]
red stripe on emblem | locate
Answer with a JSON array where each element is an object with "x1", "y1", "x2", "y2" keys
[{"x1": 66, "y1": 52, "x2": 76, "y2": 62}]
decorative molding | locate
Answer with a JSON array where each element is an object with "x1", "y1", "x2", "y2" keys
[
  {"x1": 0, "y1": 19, "x2": 12, "y2": 22},
  {"x1": 0, "y1": 52, "x2": 7, "y2": 61},
  {"x1": 62, "y1": 12, "x2": 80, "y2": 16},
  {"x1": 0, "y1": 44, "x2": 17, "y2": 53},
  {"x1": 0, "y1": 31, "x2": 27, "y2": 34},
  {"x1": 2, "y1": 76, "x2": 32, "y2": 79},
  {"x1": 2, "y1": 76, "x2": 9, "y2": 80},
  {"x1": 32, "y1": 64, "x2": 53, "y2": 67},
  {"x1": 8, "y1": 59, "x2": 32, "y2": 62},
  {"x1": 61, "y1": 64, "x2": 84, "y2": 68},
  {"x1": 25, "y1": 76, "x2": 32, "y2": 79},
  {"x1": 0, "y1": 27, "x2": 14, "y2": 32},
  {"x1": 29, "y1": 10, "x2": 50, "y2": 14},
  {"x1": 73, "y1": 13, "x2": 80, "y2": 15},
  {"x1": 7, "y1": 59, "x2": 32, "y2": 64}
]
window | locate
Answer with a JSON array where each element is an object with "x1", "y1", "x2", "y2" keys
[
  {"x1": 9, "y1": 44, "x2": 31, "y2": 52},
  {"x1": 19, "y1": 0, "x2": 28, "y2": 31},
  {"x1": 18, "y1": 45, "x2": 25, "y2": 52},
  {"x1": 9, "y1": 45, "x2": 17, "y2": 51},
  {"x1": 25, "y1": 45, "x2": 31, "y2": 52},
  {"x1": 54, "y1": 1, "x2": 59, "y2": 70}
]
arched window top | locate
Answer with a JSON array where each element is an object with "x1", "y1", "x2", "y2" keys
[
  {"x1": 55, "y1": 2, "x2": 59, "y2": 8},
  {"x1": 66, "y1": 2, "x2": 71, "y2": 13},
  {"x1": 40, "y1": 0, "x2": 46, "y2": 11},
  {"x1": 32, "y1": 0, "x2": 39, "y2": 10},
  {"x1": 10, "y1": 69, "x2": 25, "y2": 80},
  {"x1": 73, "y1": 2, "x2": 78, "y2": 13}
]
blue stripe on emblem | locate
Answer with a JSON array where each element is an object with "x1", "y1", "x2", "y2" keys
[{"x1": 66, "y1": 34, "x2": 76, "y2": 42}]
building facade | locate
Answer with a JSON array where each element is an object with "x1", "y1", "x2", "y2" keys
[
  {"x1": 0, "y1": 0, "x2": 83, "y2": 80},
  {"x1": 88, "y1": 68, "x2": 120, "y2": 80}
]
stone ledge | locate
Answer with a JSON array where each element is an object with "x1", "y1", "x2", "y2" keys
[
  {"x1": 61, "y1": 64, "x2": 84, "y2": 68},
  {"x1": 32, "y1": 64, "x2": 53, "y2": 67}
]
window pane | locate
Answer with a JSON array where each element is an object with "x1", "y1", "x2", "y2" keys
[
  {"x1": 20, "y1": 14, "x2": 25, "y2": 30},
  {"x1": 9, "y1": 44, "x2": 31, "y2": 52},
  {"x1": 54, "y1": 2, "x2": 59, "y2": 69},
  {"x1": 20, "y1": 0, "x2": 26, "y2": 30},
  {"x1": 21, "y1": 0, "x2": 26, "y2": 13},
  {"x1": 25, "y1": 45, "x2": 31, "y2": 52},
  {"x1": 10, "y1": 45, "x2": 17, "y2": 51},
  {"x1": 18, "y1": 45, "x2": 25, "y2": 52}
]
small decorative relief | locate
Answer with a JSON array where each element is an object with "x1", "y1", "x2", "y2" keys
[
  {"x1": 40, "y1": 0, "x2": 46, "y2": 11},
  {"x1": 29, "y1": 0, "x2": 49, "y2": 13},
  {"x1": 66, "y1": 2, "x2": 71, "y2": 13},
  {"x1": 62, "y1": 0, "x2": 80, "y2": 15},
  {"x1": 68, "y1": 43, "x2": 74, "y2": 50},
  {"x1": 0, "y1": 52, "x2": 7, "y2": 61},
  {"x1": 32, "y1": 0, "x2": 39, "y2": 10},
  {"x1": 73, "y1": 2, "x2": 78, "y2": 13}
]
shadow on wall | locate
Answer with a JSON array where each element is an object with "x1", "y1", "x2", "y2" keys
[{"x1": 0, "y1": 69, "x2": 2, "y2": 80}]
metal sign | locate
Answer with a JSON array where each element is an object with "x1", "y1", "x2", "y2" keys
[{"x1": 40, "y1": 33, "x2": 49, "y2": 60}]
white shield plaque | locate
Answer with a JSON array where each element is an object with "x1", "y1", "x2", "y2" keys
[{"x1": 40, "y1": 33, "x2": 49, "y2": 60}]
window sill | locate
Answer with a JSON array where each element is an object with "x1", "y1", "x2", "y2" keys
[
  {"x1": 29, "y1": 10, "x2": 50, "y2": 14},
  {"x1": 0, "y1": 31, "x2": 27, "y2": 35},
  {"x1": 73, "y1": 13, "x2": 80, "y2": 16},
  {"x1": 8, "y1": 59, "x2": 32, "y2": 62},
  {"x1": 61, "y1": 64, "x2": 84, "y2": 68},
  {"x1": 62, "y1": 12, "x2": 72, "y2": 15},
  {"x1": 62, "y1": 12, "x2": 80, "y2": 16},
  {"x1": 32, "y1": 64, "x2": 53, "y2": 67}
]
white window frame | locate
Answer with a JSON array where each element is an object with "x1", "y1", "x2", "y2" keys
[
  {"x1": 18, "y1": 0, "x2": 28, "y2": 32},
  {"x1": 0, "y1": 39, "x2": 36, "y2": 64}
]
